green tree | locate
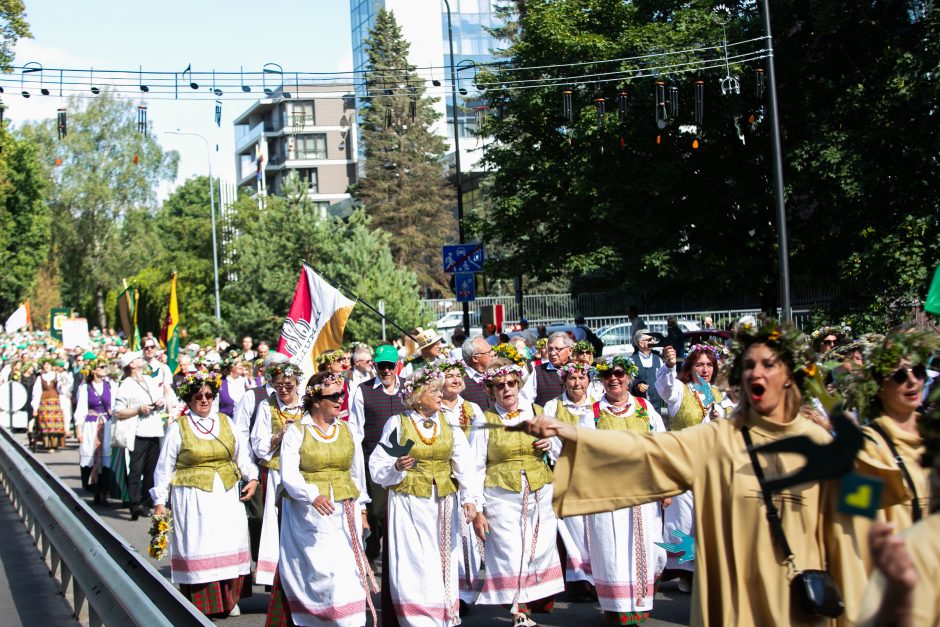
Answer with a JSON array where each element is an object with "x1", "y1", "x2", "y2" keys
[
  {"x1": 0, "y1": 129, "x2": 50, "y2": 317},
  {"x1": 353, "y1": 8, "x2": 456, "y2": 296},
  {"x1": 224, "y1": 174, "x2": 428, "y2": 345},
  {"x1": 19, "y1": 91, "x2": 178, "y2": 328},
  {"x1": 0, "y1": 0, "x2": 30, "y2": 68}
]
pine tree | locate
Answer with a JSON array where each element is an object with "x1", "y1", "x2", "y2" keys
[{"x1": 353, "y1": 8, "x2": 456, "y2": 296}]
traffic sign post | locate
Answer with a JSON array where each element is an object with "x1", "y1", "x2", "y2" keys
[
  {"x1": 455, "y1": 273, "x2": 476, "y2": 302},
  {"x1": 442, "y1": 243, "x2": 484, "y2": 274}
]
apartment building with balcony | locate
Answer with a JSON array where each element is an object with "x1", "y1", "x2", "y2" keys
[{"x1": 233, "y1": 83, "x2": 358, "y2": 212}]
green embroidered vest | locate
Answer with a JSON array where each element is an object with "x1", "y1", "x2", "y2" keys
[
  {"x1": 483, "y1": 405, "x2": 552, "y2": 493},
  {"x1": 594, "y1": 398, "x2": 653, "y2": 433},
  {"x1": 172, "y1": 414, "x2": 240, "y2": 492},
  {"x1": 552, "y1": 397, "x2": 587, "y2": 426},
  {"x1": 297, "y1": 422, "x2": 359, "y2": 502},
  {"x1": 260, "y1": 397, "x2": 302, "y2": 471},
  {"x1": 669, "y1": 385, "x2": 725, "y2": 431},
  {"x1": 393, "y1": 413, "x2": 458, "y2": 498}
]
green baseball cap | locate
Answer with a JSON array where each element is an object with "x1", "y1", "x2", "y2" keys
[{"x1": 374, "y1": 345, "x2": 399, "y2": 364}]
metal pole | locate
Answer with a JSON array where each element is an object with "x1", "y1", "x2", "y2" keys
[
  {"x1": 761, "y1": 0, "x2": 792, "y2": 322},
  {"x1": 166, "y1": 131, "x2": 223, "y2": 326},
  {"x1": 442, "y1": 0, "x2": 470, "y2": 336}
]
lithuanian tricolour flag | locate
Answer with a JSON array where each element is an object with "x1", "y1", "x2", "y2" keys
[{"x1": 160, "y1": 272, "x2": 180, "y2": 373}]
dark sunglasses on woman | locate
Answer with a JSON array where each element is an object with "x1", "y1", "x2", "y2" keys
[{"x1": 889, "y1": 364, "x2": 928, "y2": 385}]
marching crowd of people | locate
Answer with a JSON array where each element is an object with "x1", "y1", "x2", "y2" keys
[{"x1": 1, "y1": 317, "x2": 939, "y2": 627}]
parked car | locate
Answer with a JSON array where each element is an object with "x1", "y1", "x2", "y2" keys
[
  {"x1": 596, "y1": 319, "x2": 701, "y2": 356},
  {"x1": 434, "y1": 310, "x2": 482, "y2": 342}
]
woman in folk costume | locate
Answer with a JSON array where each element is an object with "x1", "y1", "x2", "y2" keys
[
  {"x1": 31, "y1": 357, "x2": 67, "y2": 451},
  {"x1": 520, "y1": 321, "x2": 866, "y2": 627},
  {"x1": 217, "y1": 354, "x2": 251, "y2": 418},
  {"x1": 250, "y1": 362, "x2": 305, "y2": 585},
  {"x1": 541, "y1": 362, "x2": 596, "y2": 592},
  {"x1": 317, "y1": 349, "x2": 352, "y2": 421},
  {"x1": 579, "y1": 356, "x2": 667, "y2": 625},
  {"x1": 73, "y1": 355, "x2": 114, "y2": 504},
  {"x1": 266, "y1": 372, "x2": 377, "y2": 627},
  {"x1": 828, "y1": 327, "x2": 939, "y2": 624},
  {"x1": 469, "y1": 359, "x2": 564, "y2": 627},
  {"x1": 433, "y1": 356, "x2": 486, "y2": 607},
  {"x1": 653, "y1": 344, "x2": 731, "y2": 591},
  {"x1": 151, "y1": 371, "x2": 259, "y2": 618},
  {"x1": 369, "y1": 368, "x2": 479, "y2": 627}
]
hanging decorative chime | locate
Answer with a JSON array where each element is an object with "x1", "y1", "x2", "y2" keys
[
  {"x1": 755, "y1": 68, "x2": 766, "y2": 99},
  {"x1": 56, "y1": 108, "x2": 67, "y2": 139},
  {"x1": 474, "y1": 105, "x2": 489, "y2": 133},
  {"x1": 617, "y1": 90, "x2": 628, "y2": 123},
  {"x1": 562, "y1": 90, "x2": 573, "y2": 123},
  {"x1": 594, "y1": 97, "x2": 605, "y2": 130},
  {"x1": 667, "y1": 83, "x2": 679, "y2": 118},
  {"x1": 655, "y1": 81, "x2": 667, "y2": 129},
  {"x1": 694, "y1": 80, "x2": 704, "y2": 125},
  {"x1": 214, "y1": 100, "x2": 222, "y2": 128},
  {"x1": 137, "y1": 104, "x2": 148, "y2": 136},
  {"x1": 408, "y1": 85, "x2": 417, "y2": 123}
]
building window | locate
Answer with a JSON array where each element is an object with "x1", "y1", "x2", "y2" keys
[
  {"x1": 290, "y1": 134, "x2": 327, "y2": 160},
  {"x1": 287, "y1": 102, "x2": 315, "y2": 130},
  {"x1": 296, "y1": 168, "x2": 319, "y2": 193}
]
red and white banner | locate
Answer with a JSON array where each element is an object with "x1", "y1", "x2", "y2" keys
[{"x1": 277, "y1": 263, "x2": 355, "y2": 386}]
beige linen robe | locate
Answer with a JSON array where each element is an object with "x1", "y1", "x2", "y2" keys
[{"x1": 553, "y1": 411, "x2": 838, "y2": 627}]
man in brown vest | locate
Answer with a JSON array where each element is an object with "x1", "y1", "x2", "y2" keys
[
  {"x1": 348, "y1": 344, "x2": 404, "y2": 563},
  {"x1": 520, "y1": 331, "x2": 572, "y2": 407}
]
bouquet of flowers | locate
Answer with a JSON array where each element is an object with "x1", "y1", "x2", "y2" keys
[
  {"x1": 148, "y1": 510, "x2": 173, "y2": 560},
  {"x1": 494, "y1": 342, "x2": 527, "y2": 366}
]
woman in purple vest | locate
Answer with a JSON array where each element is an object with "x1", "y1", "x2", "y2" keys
[
  {"x1": 74, "y1": 356, "x2": 115, "y2": 504},
  {"x1": 217, "y1": 356, "x2": 250, "y2": 418}
]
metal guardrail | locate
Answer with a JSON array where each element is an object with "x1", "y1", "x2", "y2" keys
[{"x1": 0, "y1": 427, "x2": 213, "y2": 627}]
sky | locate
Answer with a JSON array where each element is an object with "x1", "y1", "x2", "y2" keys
[{"x1": 6, "y1": 0, "x2": 353, "y2": 198}]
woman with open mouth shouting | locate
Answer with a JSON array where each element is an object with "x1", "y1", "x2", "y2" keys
[{"x1": 514, "y1": 321, "x2": 856, "y2": 626}]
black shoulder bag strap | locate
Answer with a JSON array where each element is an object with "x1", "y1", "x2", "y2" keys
[
  {"x1": 742, "y1": 425, "x2": 795, "y2": 563},
  {"x1": 867, "y1": 421, "x2": 922, "y2": 522}
]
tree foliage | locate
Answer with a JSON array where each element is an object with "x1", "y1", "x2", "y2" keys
[
  {"x1": 352, "y1": 8, "x2": 457, "y2": 296},
  {"x1": 223, "y1": 173, "x2": 429, "y2": 345},
  {"x1": 477, "y1": 0, "x2": 939, "y2": 326},
  {"x1": 0, "y1": 0, "x2": 30, "y2": 69}
]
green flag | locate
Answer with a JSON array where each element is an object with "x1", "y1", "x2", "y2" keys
[
  {"x1": 926, "y1": 265, "x2": 940, "y2": 316},
  {"x1": 117, "y1": 284, "x2": 142, "y2": 350}
]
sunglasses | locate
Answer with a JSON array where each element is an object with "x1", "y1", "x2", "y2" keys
[
  {"x1": 192, "y1": 393, "x2": 215, "y2": 401},
  {"x1": 600, "y1": 369, "x2": 629, "y2": 379},
  {"x1": 376, "y1": 362, "x2": 397, "y2": 370},
  {"x1": 319, "y1": 391, "x2": 346, "y2": 403},
  {"x1": 142, "y1": 344, "x2": 157, "y2": 350},
  {"x1": 493, "y1": 380, "x2": 519, "y2": 390},
  {"x1": 889, "y1": 364, "x2": 928, "y2": 385}
]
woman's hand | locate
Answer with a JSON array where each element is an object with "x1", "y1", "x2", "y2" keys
[
  {"x1": 312, "y1": 495, "x2": 335, "y2": 516},
  {"x1": 361, "y1": 509, "x2": 370, "y2": 530},
  {"x1": 463, "y1": 503, "x2": 477, "y2": 524},
  {"x1": 394, "y1": 455, "x2": 416, "y2": 472},
  {"x1": 473, "y1": 512, "x2": 490, "y2": 542},
  {"x1": 662, "y1": 346, "x2": 677, "y2": 369},
  {"x1": 153, "y1": 504, "x2": 167, "y2": 517},
  {"x1": 661, "y1": 497, "x2": 673, "y2": 509},
  {"x1": 532, "y1": 438, "x2": 552, "y2": 452},
  {"x1": 240, "y1": 479, "x2": 258, "y2": 501},
  {"x1": 509, "y1": 416, "x2": 578, "y2": 442}
]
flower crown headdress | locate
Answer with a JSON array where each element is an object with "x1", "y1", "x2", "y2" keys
[
  {"x1": 433, "y1": 355, "x2": 467, "y2": 377},
  {"x1": 558, "y1": 361, "x2": 594, "y2": 379},
  {"x1": 482, "y1": 362, "x2": 526, "y2": 384},
  {"x1": 723, "y1": 320, "x2": 815, "y2": 391},
  {"x1": 686, "y1": 343, "x2": 723, "y2": 364},
  {"x1": 176, "y1": 371, "x2": 223, "y2": 399},
  {"x1": 316, "y1": 349, "x2": 346, "y2": 366},
  {"x1": 305, "y1": 374, "x2": 343, "y2": 398},
  {"x1": 573, "y1": 340, "x2": 595, "y2": 355},
  {"x1": 810, "y1": 324, "x2": 853, "y2": 344},
  {"x1": 493, "y1": 342, "x2": 527, "y2": 366},
  {"x1": 400, "y1": 369, "x2": 445, "y2": 400},
  {"x1": 594, "y1": 355, "x2": 639, "y2": 377},
  {"x1": 535, "y1": 338, "x2": 548, "y2": 351},
  {"x1": 265, "y1": 362, "x2": 304, "y2": 381}
]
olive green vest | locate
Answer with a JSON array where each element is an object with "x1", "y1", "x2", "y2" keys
[
  {"x1": 595, "y1": 399, "x2": 653, "y2": 434},
  {"x1": 297, "y1": 422, "x2": 359, "y2": 502},
  {"x1": 171, "y1": 414, "x2": 240, "y2": 493},
  {"x1": 669, "y1": 384, "x2": 725, "y2": 431},
  {"x1": 483, "y1": 405, "x2": 552, "y2": 493},
  {"x1": 552, "y1": 397, "x2": 587, "y2": 426},
  {"x1": 260, "y1": 397, "x2": 302, "y2": 471},
  {"x1": 393, "y1": 413, "x2": 458, "y2": 498}
]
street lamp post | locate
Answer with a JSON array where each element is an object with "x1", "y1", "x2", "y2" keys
[
  {"x1": 441, "y1": 0, "x2": 470, "y2": 335},
  {"x1": 166, "y1": 130, "x2": 222, "y2": 327}
]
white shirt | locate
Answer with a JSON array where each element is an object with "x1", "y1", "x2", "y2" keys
[
  {"x1": 150, "y1": 411, "x2": 258, "y2": 505},
  {"x1": 233, "y1": 383, "x2": 273, "y2": 461},
  {"x1": 250, "y1": 394, "x2": 304, "y2": 463},
  {"x1": 519, "y1": 362, "x2": 557, "y2": 405},
  {"x1": 146, "y1": 358, "x2": 178, "y2": 415},
  {"x1": 114, "y1": 376, "x2": 166, "y2": 438},
  {"x1": 347, "y1": 376, "x2": 401, "y2": 444},
  {"x1": 73, "y1": 380, "x2": 115, "y2": 422},
  {"x1": 439, "y1": 395, "x2": 485, "y2": 431},
  {"x1": 654, "y1": 365, "x2": 734, "y2": 419}
]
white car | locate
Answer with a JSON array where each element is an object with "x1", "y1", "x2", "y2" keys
[
  {"x1": 434, "y1": 311, "x2": 482, "y2": 342},
  {"x1": 596, "y1": 319, "x2": 701, "y2": 356}
]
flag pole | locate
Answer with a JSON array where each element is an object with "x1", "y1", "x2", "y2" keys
[{"x1": 301, "y1": 260, "x2": 420, "y2": 343}]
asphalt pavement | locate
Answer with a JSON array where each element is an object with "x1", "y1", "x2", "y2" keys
[{"x1": 23, "y1": 435, "x2": 691, "y2": 626}]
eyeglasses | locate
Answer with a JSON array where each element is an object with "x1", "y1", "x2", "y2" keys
[
  {"x1": 600, "y1": 369, "x2": 629, "y2": 379},
  {"x1": 142, "y1": 344, "x2": 157, "y2": 350},
  {"x1": 820, "y1": 338, "x2": 837, "y2": 347},
  {"x1": 319, "y1": 392, "x2": 346, "y2": 403},
  {"x1": 376, "y1": 362, "x2": 397, "y2": 370},
  {"x1": 273, "y1": 381, "x2": 296, "y2": 389},
  {"x1": 473, "y1": 349, "x2": 495, "y2": 357},
  {"x1": 889, "y1": 364, "x2": 928, "y2": 385},
  {"x1": 547, "y1": 346, "x2": 570, "y2": 353},
  {"x1": 493, "y1": 380, "x2": 519, "y2": 390},
  {"x1": 192, "y1": 393, "x2": 215, "y2": 401}
]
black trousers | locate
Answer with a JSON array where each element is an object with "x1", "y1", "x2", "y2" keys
[
  {"x1": 128, "y1": 436, "x2": 160, "y2": 508},
  {"x1": 364, "y1": 461, "x2": 387, "y2": 562}
]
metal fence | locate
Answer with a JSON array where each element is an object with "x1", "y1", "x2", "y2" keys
[{"x1": 0, "y1": 427, "x2": 213, "y2": 627}]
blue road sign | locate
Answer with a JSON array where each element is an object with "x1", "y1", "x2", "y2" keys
[
  {"x1": 442, "y1": 243, "x2": 484, "y2": 274},
  {"x1": 455, "y1": 273, "x2": 476, "y2": 302}
]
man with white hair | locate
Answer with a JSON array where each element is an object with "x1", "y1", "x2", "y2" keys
[
  {"x1": 461, "y1": 336, "x2": 494, "y2": 410},
  {"x1": 348, "y1": 345, "x2": 375, "y2": 389},
  {"x1": 519, "y1": 331, "x2": 573, "y2": 406}
]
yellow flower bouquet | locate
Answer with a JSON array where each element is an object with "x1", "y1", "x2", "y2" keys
[{"x1": 148, "y1": 510, "x2": 173, "y2": 560}]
